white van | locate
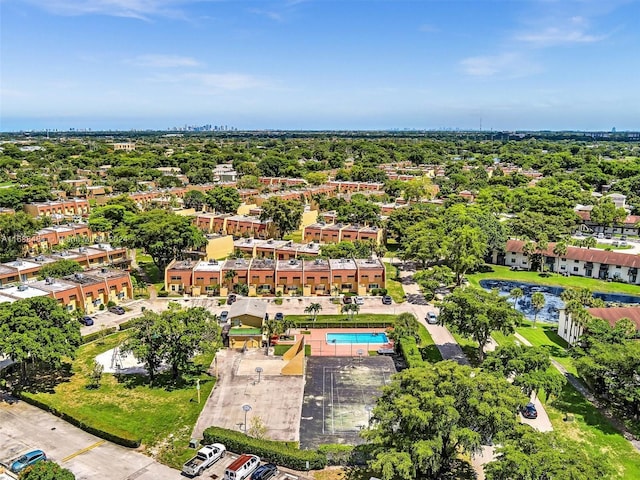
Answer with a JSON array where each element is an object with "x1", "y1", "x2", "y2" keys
[{"x1": 224, "y1": 454, "x2": 260, "y2": 480}]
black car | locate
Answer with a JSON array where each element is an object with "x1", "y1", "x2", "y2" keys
[
  {"x1": 108, "y1": 306, "x2": 125, "y2": 315},
  {"x1": 381, "y1": 295, "x2": 392, "y2": 305},
  {"x1": 342, "y1": 296, "x2": 353, "y2": 304},
  {"x1": 227, "y1": 294, "x2": 237, "y2": 305},
  {"x1": 79, "y1": 315, "x2": 94, "y2": 326},
  {"x1": 251, "y1": 463, "x2": 278, "y2": 480},
  {"x1": 521, "y1": 402, "x2": 538, "y2": 419},
  {"x1": 274, "y1": 312, "x2": 284, "y2": 321}
]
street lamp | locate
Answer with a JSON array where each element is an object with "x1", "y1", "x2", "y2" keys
[
  {"x1": 365, "y1": 405, "x2": 373, "y2": 424},
  {"x1": 255, "y1": 366, "x2": 263, "y2": 383},
  {"x1": 357, "y1": 349, "x2": 364, "y2": 363},
  {"x1": 242, "y1": 404, "x2": 252, "y2": 434}
]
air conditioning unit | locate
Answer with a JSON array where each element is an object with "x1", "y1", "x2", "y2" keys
[
  {"x1": 74, "y1": 273, "x2": 84, "y2": 280},
  {"x1": 45, "y1": 277, "x2": 54, "y2": 285},
  {"x1": 17, "y1": 284, "x2": 28, "y2": 291}
]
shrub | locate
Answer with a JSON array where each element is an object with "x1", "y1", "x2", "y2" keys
[
  {"x1": 106, "y1": 300, "x2": 116, "y2": 308},
  {"x1": 274, "y1": 297, "x2": 283, "y2": 305},
  {"x1": 318, "y1": 444, "x2": 354, "y2": 466},
  {"x1": 158, "y1": 291, "x2": 169, "y2": 297},
  {"x1": 399, "y1": 337, "x2": 424, "y2": 368},
  {"x1": 81, "y1": 327, "x2": 117, "y2": 344},
  {"x1": 203, "y1": 426, "x2": 326, "y2": 470}
]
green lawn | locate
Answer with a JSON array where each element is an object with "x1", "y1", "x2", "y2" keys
[
  {"x1": 417, "y1": 323, "x2": 442, "y2": 362},
  {"x1": 467, "y1": 265, "x2": 640, "y2": 295},
  {"x1": 515, "y1": 322, "x2": 578, "y2": 375},
  {"x1": 384, "y1": 262, "x2": 406, "y2": 303},
  {"x1": 491, "y1": 331, "x2": 517, "y2": 347},
  {"x1": 546, "y1": 380, "x2": 640, "y2": 479},
  {"x1": 595, "y1": 243, "x2": 633, "y2": 250},
  {"x1": 22, "y1": 332, "x2": 216, "y2": 469}
]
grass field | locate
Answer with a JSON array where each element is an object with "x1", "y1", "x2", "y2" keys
[
  {"x1": 467, "y1": 265, "x2": 640, "y2": 295},
  {"x1": 595, "y1": 242, "x2": 633, "y2": 250},
  {"x1": 22, "y1": 332, "x2": 215, "y2": 469},
  {"x1": 283, "y1": 230, "x2": 303, "y2": 243},
  {"x1": 515, "y1": 322, "x2": 578, "y2": 375},
  {"x1": 288, "y1": 313, "x2": 397, "y2": 326},
  {"x1": 383, "y1": 262, "x2": 406, "y2": 303},
  {"x1": 546, "y1": 380, "x2": 640, "y2": 479},
  {"x1": 417, "y1": 323, "x2": 442, "y2": 362}
]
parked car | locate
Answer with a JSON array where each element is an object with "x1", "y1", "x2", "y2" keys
[
  {"x1": 79, "y1": 315, "x2": 94, "y2": 326},
  {"x1": 597, "y1": 233, "x2": 604, "y2": 239},
  {"x1": 108, "y1": 306, "x2": 125, "y2": 315},
  {"x1": 251, "y1": 463, "x2": 278, "y2": 480},
  {"x1": 381, "y1": 295, "x2": 392, "y2": 305},
  {"x1": 10, "y1": 450, "x2": 47, "y2": 473},
  {"x1": 274, "y1": 312, "x2": 284, "y2": 321},
  {"x1": 621, "y1": 235, "x2": 627, "y2": 241},
  {"x1": 219, "y1": 311, "x2": 229, "y2": 323},
  {"x1": 354, "y1": 296, "x2": 365, "y2": 305},
  {"x1": 182, "y1": 444, "x2": 226, "y2": 477},
  {"x1": 426, "y1": 312, "x2": 438, "y2": 324},
  {"x1": 521, "y1": 402, "x2": 538, "y2": 419},
  {"x1": 605, "y1": 233, "x2": 612, "y2": 239},
  {"x1": 224, "y1": 454, "x2": 260, "y2": 480},
  {"x1": 342, "y1": 296, "x2": 353, "y2": 304},
  {"x1": 227, "y1": 294, "x2": 237, "y2": 305}
]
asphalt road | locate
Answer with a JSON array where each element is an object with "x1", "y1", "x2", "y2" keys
[{"x1": 0, "y1": 400, "x2": 179, "y2": 480}]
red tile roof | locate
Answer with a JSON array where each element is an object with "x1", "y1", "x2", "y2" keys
[
  {"x1": 587, "y1": 307, "x2": 640, "y2": 331},
  {"x1": 506, "y1": 239, "x2": 640, "y2": 269}
]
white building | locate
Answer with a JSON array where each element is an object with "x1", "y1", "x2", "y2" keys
[{"x1": 558, "y1": 306, "x2": 640, "y2": 345}]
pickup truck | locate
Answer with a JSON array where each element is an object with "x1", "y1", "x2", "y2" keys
[{"x1": 182, "y1": 443, "x2": 226, "y2": 477}]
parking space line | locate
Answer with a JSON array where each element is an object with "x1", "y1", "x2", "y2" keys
[{"x1": 61, "y1": 440, "x2": 106, "y2": 463}]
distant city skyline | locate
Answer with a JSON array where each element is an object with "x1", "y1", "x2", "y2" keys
[{"x1": 1, "y1": 0, "x2": 639, "y2": 132}]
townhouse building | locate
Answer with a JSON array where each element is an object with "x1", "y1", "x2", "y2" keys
[
  {"x1": 23, "y1": 199, "x2": 90, "y2": 219},
  {"x1": 302, "y1": 223, "x2": 384, "y2": 245},
  {"x1": 496, "y1": 239, "x2": 640, "y2": 285},
  {"x1": 164, "y1": 257, "x2": 385, "y2": 297}
]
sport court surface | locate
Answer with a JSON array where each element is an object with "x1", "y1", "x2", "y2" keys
[{"x1": 300, "y1": 356, "x2": 396, "y2": 449}]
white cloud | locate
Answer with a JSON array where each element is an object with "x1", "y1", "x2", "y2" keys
[
  {"x1": 150, "y1": 72, "x2": 266, "y2": 92},
  {"x1": 515, "y1": 16, "x2": 607, "y2": 47},
  {"x1": 22, "y1": 0, "x2": 200, "y2": 20},
  {"x1": 248, "y1": 8, "x2": 284, "y2": 22},
  {"x1": 131, "y1": 54, "x2": 201, "y2": 68},
  {"x1": 460, "y1": 53, "x2": 541, "y2": 78}
]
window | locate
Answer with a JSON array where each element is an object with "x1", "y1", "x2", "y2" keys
[
  {"x1": 561, "y1": 258, "x2": 566, "y2": 262},
  {"x1": 511, "y1": 258, "x2": 516, "y2": 263},
  {"x1": 369, "y1": 283, "x2": 379, "y2": 289},
  {"x1": 616, "y1": 265, "x2": 621, "y2": 269},
  {"x1": 342, "y1": 283, "x2": 353, "y2": 290},
  {"x1": 574, "y1": 260, "x2": 579, "y2": 263},
  {"x1": 573, "y1": 267, "x2": 579, "y2": 272}
]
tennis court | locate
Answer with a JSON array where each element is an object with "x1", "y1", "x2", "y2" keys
[{"x1": 299, "y1": 356, "x2": 396, "y2": 449}]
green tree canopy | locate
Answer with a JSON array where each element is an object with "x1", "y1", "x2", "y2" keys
[
  {"x1": 437, "y1": 287, "x2": 522, "y2": 361},
  {"x1": 363, "y1": 361, "x2": 527, "y2": 480},
  {"x1": 206, "y1": 186, "x2": 241, "y2": 214},
  {"x1": 118, "y1": 209, "x2": 206, "y2": 272},
  {"x1": 259, "y1": 197, "x2": 304, "y2": 238},
  {"x1": 0, "y1": 212, "x2": 39, "y2": 262},
  {"x1": 0, "y1": 297, "x2": 81, "y2": 381},
  {"x1": 485, "y1": 428, "x2": 612, "y2": 480},
  {"x1": 37, "y1": 259, "x2": 83, "y2": 279},
  {"x1": 19, "y1": 461, "x2": 76, "y2": 480}
]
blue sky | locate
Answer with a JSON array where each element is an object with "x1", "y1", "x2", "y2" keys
[{"x1": 1, "y1": 0, "x2": 639, "y2": 131}]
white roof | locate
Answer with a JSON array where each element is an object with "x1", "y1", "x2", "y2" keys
[
  {"x1": 229, "y1": 298, "x2": 267, "y2": 320},
  {"x1": 1, "y1": 284, "x2": 49, "y2": 299},
  {"x1": 194, "y1": 260, "x2": 222, "y2": 272}
]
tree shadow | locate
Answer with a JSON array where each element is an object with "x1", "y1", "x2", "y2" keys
[
  {"x1": 420, "y1": 345, "x2": 444, "y2": 363},
  {"x1": 550, "y1": 382, "x2": 620, "y2": 435},
  {"x1": 115, "y1": 364, "x2": 213, "y2": 392},
  {"x1": 16, "y1": 362, "x2": 74, "y2": 394}
]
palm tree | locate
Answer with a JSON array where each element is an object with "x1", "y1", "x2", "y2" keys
[
  {"x1": 553, "y1": 241, "x2": 568, "y2": 274},
  {"x1": 509, "y1": 287, "x2": 524, "y2": 312},
  {"x1": 331, "y1": 284, "x2": 341, "y2": 302},
  {"x1": 281, "y1": 317, "x2": 296, "y2": 337},
  {"x1": 341, "y1": 303, "x2": 359, "y2": 320},
  {"x1": 531, "y1": 292, "x2": 545, "y2": 328},
  {"x1": 304, "y1": 302, "x2": 322, "y2": 322},
  {"x1": 535, "y1": 236, "x2": 549, "y2": 272},
  {"x1": 262, "y1": 318, "x2": 284, "y2": 352},
  {"x1": 522, "y1": 240, "x2": 535, "y2": 271},
  {"x1": 583, "y1": 236, "x2": 597, "y2": 249},
  {"x1": 224, "y1": 269, "x2": 236, "y2": 292}
]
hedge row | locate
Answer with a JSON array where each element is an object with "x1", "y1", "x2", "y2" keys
[
  {"x1": 118, "y1": 318, "x2": 139, "y2": 331},
  {"x1": 19, "y1": 394, "x2": 141, "y2": 448},
  {"x1": 399, "y1": 337, "x2": 425, "y2": 368},
  {"x1": 293, "y1": 321, "x2": 394, "y2": 329},
  {"x1": 80, "y1": 327, "x2": 117, "y2": 344},
  {"x1": 317, "y1": 444, "x2": 354, "y2": 466},
  {"x1": 203, "y1": 426, "x2": 326, "y2": 470}
]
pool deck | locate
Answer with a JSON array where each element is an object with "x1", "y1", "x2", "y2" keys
[{"x1": 301, "y1": 328, "x2": 394, "y2": 356}]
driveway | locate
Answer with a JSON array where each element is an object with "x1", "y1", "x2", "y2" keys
[{"x1": 0, "y1": 401, "x2": 179, "y2": 480}]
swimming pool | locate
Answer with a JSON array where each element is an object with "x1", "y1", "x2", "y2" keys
[{"x1": 326, "y1": 332, "x2": 389, "y2": 344}]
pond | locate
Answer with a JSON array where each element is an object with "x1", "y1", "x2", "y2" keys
[{"x1": 479, "y1": 279, "x2": 640, "y2": 324}]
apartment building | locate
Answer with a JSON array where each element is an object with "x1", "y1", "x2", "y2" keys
[
  {"x1": 496, "y1": 239, "x2": 640, "y2": 285},
  {"x1": 558, "y1": 306, "x2": 640, "y2": 345},
  {"x1": 23, "y1": 199, "x2": 90, "y2": 218},
  {"x1": 302, "y1": 223, "x2": 384, "y2": 245}
]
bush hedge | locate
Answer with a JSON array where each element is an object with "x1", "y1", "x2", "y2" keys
[
  {"x1": 399, "y1": 337, "x2": 424, "y2": 368},
  {"x1": 202, "y1": 426, "x2": 326, "y2": 470},
  {"x1": 80, "y1": 327, "x2": 117, "y2": 344},
  {"x1": 317, "y1": 444, "x2": 354, "y2": 466},
  {"x1": 293, "y1": 320, "x2": 394, "y2": 329},
  {"x1": 118, "y1": 318, "x2": 139, "y2": 331},
  {"x1": 19, "y1": 394, "x2": 141, "y2": 448}
]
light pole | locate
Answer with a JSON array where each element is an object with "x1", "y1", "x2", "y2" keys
[
  {"x1": 365, "y1": 405, "x2": 373, "y2": 424},
  {"x1": 242, "y1": 404, "x2": 252, "y2": 434},
  {"x1": 255, "y1": 366, "x2": 263, "y2": 383},
  {"x1": 357, "y1": 349, "x2": 364, "y2": 363}
]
